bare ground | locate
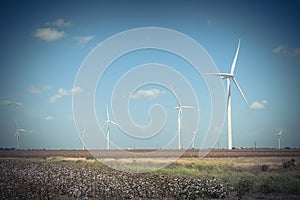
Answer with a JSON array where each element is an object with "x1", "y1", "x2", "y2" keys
[{"x1": 0, "y1": 148, "x2": 299, "y2": 158}]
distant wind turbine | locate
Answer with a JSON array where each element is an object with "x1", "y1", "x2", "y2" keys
[
  {"x1": 101, "y1": 105, "x2": 119, "y2": 150},
  {"x1": 275, "y1": 129, "x2": 284, "y2": 149},
  {"x1": 15, "y1": 119, "x2": 32, "y2": 149},
  {"x1": 208, "y1": 39, "x2": 249, "y2": 149},
  {"x1": 171, "y1": 88, "x2": 198, "y2": 149}
]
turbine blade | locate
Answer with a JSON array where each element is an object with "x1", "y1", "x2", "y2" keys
[
  {"x1": 181, "y1": 106, "x2": 198, "y2": 109},
  {"x1": 21, "y1": 129, "x2": 32, "y2": 134},
  {"x1": 232, "y1": 78, "x2": 249, "y2": 107},
  {"x1": 278, "y1": 129, "x2": 283, "y2": 136},
  {"x1": 280, "y1": 135, "x2": 285, "y2": 144},
  {"x1": 106, "y1": 104, "x2": 110, "y2": 121},
  {"x1": 170, "y1": 86, "x2": 182, "y2": 106},
  {"x1": 110, "y1": 121, "x2": 120, "y2": 127},
  {"x1": 206, "y1": 73, "x2": 230, "y2": 78},
  {"x1": 205, "y1": 73, "x2": 223, "y2": 76},
  {"x1": 15, "y1": 118, "x2": 19, "y2": 129},
  {"x1": 101, "y1": 122, "x2": 108, "y2": 131},
  {"x1": 230, "y1": 38, "x2": 241, "y2": 75}
]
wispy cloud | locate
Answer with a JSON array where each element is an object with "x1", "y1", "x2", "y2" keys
[
  {"x1": 45, "y1": 18, "x2": 71, "y2": 27},
  {"x1": 73, "y1": 35, "x2": 94, "y2": 47},
  {"x1": 0, "y1": 100, "x2": 23, "y2": 108},
  {"x1": 33, "y1": 28, "x2": 65, "y2": 41},
  {"x1": 131, "y1": 89, "x2": 164, "y2": 100},
  {"x1": 272, "y1": 45, "x2": 287, "y2": 54},
  {"x1": 27, "y1": 85, "x2": 52, "y2": 94},
  {"x1": 71, "y1": 86, "x2": 84, "y2": 94},
  {"x1": 41, "y1": 115, "x2": 54, "y2": 121},
  {"x1": 49, "y1": 86, "x2": 83, "y2": 103},
  {"x1": 207, "y1": 19, "x2": 214, "y2": 26},
  {"x1": 273, "y1": 45, "x2": 300, "y2": 61},
  {"x1": 250, "y1": 100, "x2": 268, "y2": 110},
  {"x1": 33, "y1": 18, "x2": 70, "y2": 42}
]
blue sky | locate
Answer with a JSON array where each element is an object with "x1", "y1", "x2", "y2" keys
[{"x1": 0, "y1": 0, "x2": 299, "y2": 150}]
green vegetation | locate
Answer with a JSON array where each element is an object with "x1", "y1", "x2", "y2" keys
[{"x1": 154, "y1": 157, "x2": 300, "y2": 198}]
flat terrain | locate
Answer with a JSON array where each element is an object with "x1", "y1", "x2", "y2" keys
[
  {"x1": 0, "y1": 149, "x2": 299, "y2": 199},
  {"x1": 0, "y1": 148, "x2": 299, "y2": 158}
]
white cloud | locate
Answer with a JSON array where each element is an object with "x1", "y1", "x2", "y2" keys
[
  {"x1": 0, "y1": 100, "x2": 23, "y2": 108},
  {"x1": 272, "y1": 45, "x2": 287, "y2": 54},
  {"x1": 58, "y1": 88, "x2": 69, "y2": 96},
  {"x1": 250, "y1": 100, "x2": 268, "y2": 110},
  {"x1": 131, "y1": 89, "x2": 163, "y2": 100},
  {"x1": 49, "y1": 86, "x2": 83, "y2": 103},
  {"x1": 290, "y1": 48, "x2": 300, "y2": 57},
  {"x1": 27, "y1": 85, "x2": 42, "y2": 94},
  {"x1": 42, "y1": 115, "x2": 54, "y2": 121},
  {"x1": 33, "y1": 28, "x2": 65, "y2": 41},
  {"x1": 207, "y1": 19, "x2": 214, "y2": 26},
  {"x1": 73, "y1": 35, "x2": 94, "y2": 47},
  {"x1": 43, "y1": 85, "x2": 53, "y2": 91},
  {"x1": 46, "y1": 18, "x2": 71, "y2": 27},
  {"x1": 49, "y1": 95, "x2": 60, "y2": 103},
  {"x1": 27, "y1": 85, "x2": 52, "y2": 94},
  {"x1": 71, "y1": 86, "x2": 84, "y2": 94},
  {"x1": 273, "y1": 45, "x2": 300, "y2": 61}
]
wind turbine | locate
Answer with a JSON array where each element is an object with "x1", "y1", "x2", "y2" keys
[
  {"x1": 101, "y1": 105, "x2": 119, "y2": 150},
  {"x1": 208, "y1": 39, "x2": 249, "y2": 149},
  {"x1": 171, "y1": 88, "x2": 198, "y2": 149},
  {"x1": 15, "y1": 119, "x2": 32, "y2": 149},
  {"x1": 275, "y1": 129, "x2": 284, "y2": 149}
]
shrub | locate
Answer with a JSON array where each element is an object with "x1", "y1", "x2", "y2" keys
[
  {"x1": 86, "y1": 156, "x2": 95, "y2": 160},
  {"x1": 282, "y1": 158, "x2": 296, "y2": 168},
  {"x1": 261, "y1": 164, "x2": 269, "y2": 172},
  {"x1": 236, "y1": 176, "x2": 254, "y2": 199},
  {"x1": 260, "y1": 176, "x2": 275, "y2": 193}
]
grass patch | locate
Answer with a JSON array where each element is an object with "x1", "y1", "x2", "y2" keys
[{"x1": 154, "y1": 157, "x2": 300, "y2": 198}]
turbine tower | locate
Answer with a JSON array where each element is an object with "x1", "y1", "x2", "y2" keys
[
  {"x1": 191, "y1": 130, "x2": 197, "y2": 149},
  {"x1": 208, "y1": 39, "x2": 249, "y2": 149},
  {"x1": 275, "y1": 129, "x2": 284, "y2": 149},
  {"x1": 81, "y1": 128, "x2": 86, "y2": 150},
  {"x1": 171, "y1": 88, "x2": 198, "y2": 149},
  {"x1": 15, "y1": 119, "x2": 31, "y2": 149},
  {"x1": 101, "y1": 105, "x2": 119, "y2": 150}
]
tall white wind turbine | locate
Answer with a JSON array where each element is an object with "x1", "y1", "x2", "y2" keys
[
  {"x1": 15, "y1": 119, "x2": 32, "y2": 149},
  {"x1": 208, "y1": 39, "x2": 249, "y2": 149},
  {"x1": 171, "y1": 88, "x2": 198, "y2": 149},
  {"x1": 101, "y1": 105, "x2": 119, "y2": 150},
  {"x1": 275, "y1": 129, "x2": 284, "y2": 149}
]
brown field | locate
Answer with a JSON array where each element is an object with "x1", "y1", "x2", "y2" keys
[
  {"x1": 0, "y1": 149, "x2": 299, "y2": 199},
  {"x1": 0, "y1": 148, "x2": 299, "y2": 158}
]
